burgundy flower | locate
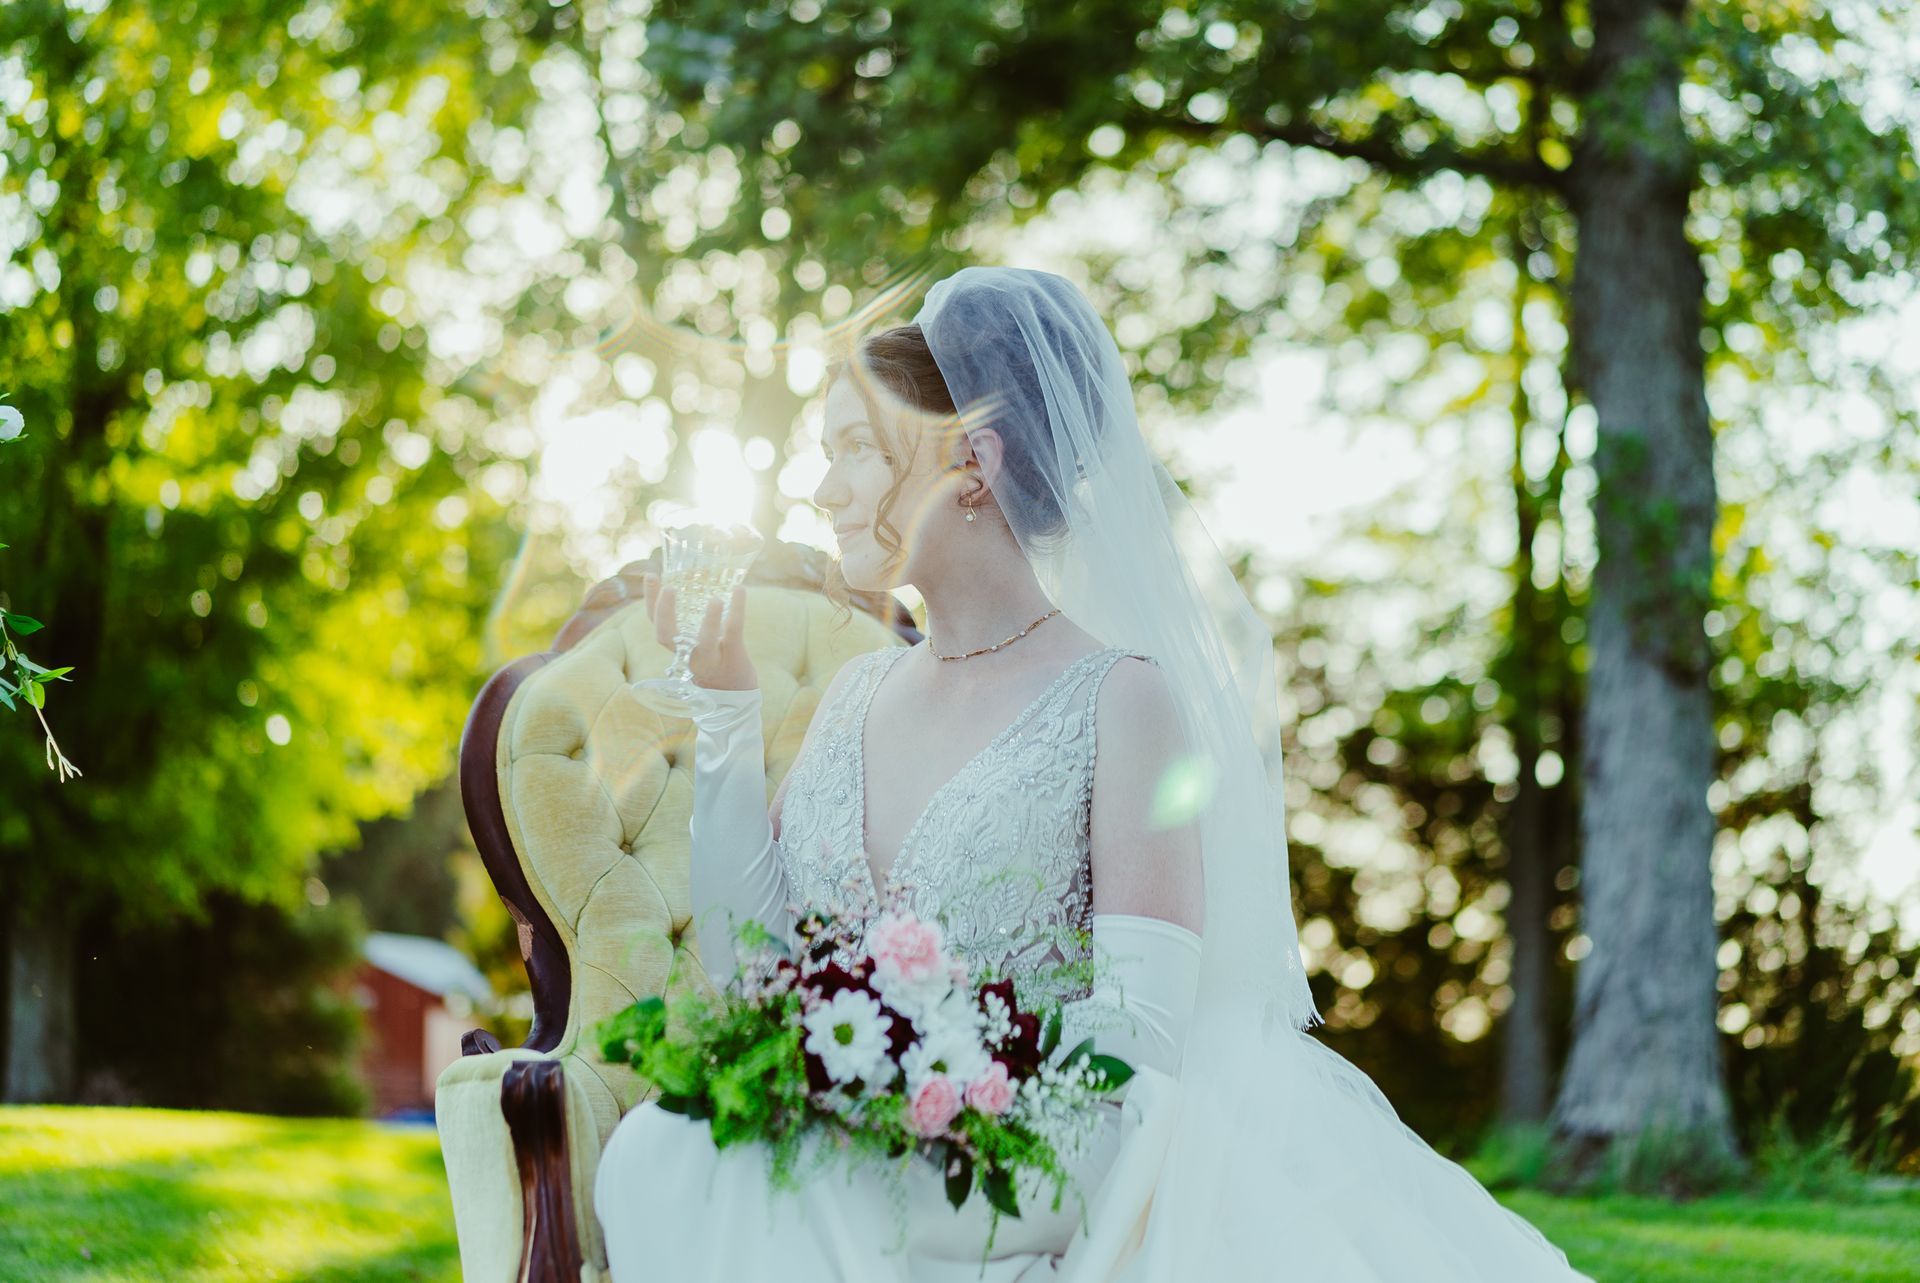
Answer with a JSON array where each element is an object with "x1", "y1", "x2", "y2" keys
[
  {"x1": 802, "y1": 1045, "x2": 834, "y2": 1093},
  {"x1": 877, "y1": 1002, "x2": 916, "y2": 1062},
  {"x1": 802, "y1": 959, "x2": 877, "y2": 1007},
  {"x1": 998, "y1": 1010, "x2": 1044, "y2": 1076},
  {"x1": 973, "y1": 976, "x2": 1043, "y2": 1074},
  {"x1": 977, "y1": 977, "x2": 1017, "y2": 1018}
]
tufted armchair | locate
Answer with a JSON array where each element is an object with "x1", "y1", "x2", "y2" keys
[{"x1": 435, "y1": 539, "x2": 916, "y2": 1283}]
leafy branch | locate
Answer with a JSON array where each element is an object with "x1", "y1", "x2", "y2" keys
[{"x1": 0, "y1": 399, "x2": 82, "y2": 781}]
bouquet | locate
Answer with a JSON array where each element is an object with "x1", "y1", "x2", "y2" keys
[{"x1": 590, "y1": 902, "x2": 1133, "y2": 1250}]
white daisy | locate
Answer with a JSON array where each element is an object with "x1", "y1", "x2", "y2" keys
[
  {"x1": 802, "y1": 989, "x2": 896, "y2": 1087},
  {"x1": 901, "y1": 1016, "x2": 993, "y2": 1094}
]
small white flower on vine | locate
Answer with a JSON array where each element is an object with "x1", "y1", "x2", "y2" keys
[{"x1": 0, "y1": 405, "x2": 22, "y2": 441}]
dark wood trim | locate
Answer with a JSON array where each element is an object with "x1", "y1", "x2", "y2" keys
[
  {"x1": 460, "y1": 651, "x2": 573, "y2": 1055},
  {"x1": 502, "y1": 1059, "x2": 587, "y2": 1283}
]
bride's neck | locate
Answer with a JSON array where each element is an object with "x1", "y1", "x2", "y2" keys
[{"x1": 916, "y1": 575, "x2": 1060, "y2": 659}]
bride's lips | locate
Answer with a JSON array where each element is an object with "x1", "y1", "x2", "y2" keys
[{"x1": 835, "y1": 524, "x2": 867, "y2": 541}]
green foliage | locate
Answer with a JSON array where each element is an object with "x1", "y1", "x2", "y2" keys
[
  {"x1": 0, "y1": 418, "x2": 82, "y2": 779},
  {"x1": 0, "y1": 1, "x2": 549, "y2": 930},
  {"x1": 1468, "y1": 1120, "x2": 1559, "y2": 1191},
  {"x1": 590, "y1": 915, "x2": 1121, "y2": 1259},
  {"x1": 1748, "y1": 1106, "x2": 1877, "y2": 1201},
  {"x1": 1601, "y1": 1119, "x2": 1752, "y2": 1200},
  {"x1": 1716, "y1": 848, "x2": 1920, "y2": 1175},
  {"x1": 73, "y1": 890, "x2": 371, "y2": 1117}
]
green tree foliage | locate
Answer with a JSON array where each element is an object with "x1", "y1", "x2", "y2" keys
[
  {"x1": 0, "y1": 1, "x2": 554, "y2": 1101},
  {"x1": 73, "y1": 891, "x2": 372, "y2": 1116}
]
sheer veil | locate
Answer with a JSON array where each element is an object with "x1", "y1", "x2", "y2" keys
[
  {"x1": 911, "y1": 265, "x2": 1319, "y2": 1041},
  {"x1": 911, "y1": 267, "x2": 1591, "y2": 1279}
]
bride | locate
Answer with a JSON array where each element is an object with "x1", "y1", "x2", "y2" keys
[{"x1": 592, "y1": 267, "x2": 1595, "y2": 1282}]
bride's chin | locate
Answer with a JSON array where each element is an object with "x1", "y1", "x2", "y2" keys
[{"x1": 835, "y1": 554, "x2": 901, "y2": 596}]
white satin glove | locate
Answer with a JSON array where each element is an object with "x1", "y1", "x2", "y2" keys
[
  {"x1": 678, "y1": 685, "x2": 798, "y2": 985},
  {"x1": 1063, "y1": 913, "x2": 1204, "y2": 1079}
]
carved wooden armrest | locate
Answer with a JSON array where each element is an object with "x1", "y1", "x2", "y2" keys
[{"x1": 499, "y1": 1059, "x2": 587, "y2": 1283}]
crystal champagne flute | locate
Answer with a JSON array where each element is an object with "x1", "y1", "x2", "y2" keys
[{"x1": 629, "y1": 520, "x2": 764, "y2": 717}]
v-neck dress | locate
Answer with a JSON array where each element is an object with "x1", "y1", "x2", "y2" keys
[{"x1": 772, "y1": 643, "x2": 1154, "y2": 1008}]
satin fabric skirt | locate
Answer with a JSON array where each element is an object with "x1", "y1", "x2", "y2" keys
[
  {"x1": 593, "y1": 1068, "x2": 1180, "y2": 1283},
  {"x1": 593, "y1": 1032, "x2": 1598, "y2": 1283}
]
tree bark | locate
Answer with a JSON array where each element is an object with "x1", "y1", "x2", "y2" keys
[
  {"x1": 1497, "y1": 191, "x2": 1558, "y2": 1126},
  {"x1": 1550, "y1": 0, "x2": 1742, "y2": 1184},
  {"x1": 5, "y1": 901, "x2": 76, "y2": 1102},
  {"x1": 1489, "y1": 185, "x2": 1566, "y2": 1129},
  {"x1": 1500, "y1": 768, "x2": 1556, "y2": 1123}
]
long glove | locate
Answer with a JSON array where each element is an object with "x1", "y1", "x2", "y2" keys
[
  {"x1": 679, "y1": 685, "x2": 797, "y2": 986},
  {"x1": 1063, "y1": 913, "x2": 1204, "y2": 1078}
]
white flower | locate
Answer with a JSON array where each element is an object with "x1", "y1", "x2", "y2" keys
[
  {"x1": 0, "y1": 405, "x2": 22, "y2": 441},
  {"x1": 803, "y1": 989, "x2": 896, "y2": 1087},
  {"x1": 901, "y1": 1015, "x2": 993, "y2": 1094},
  {"x1": 979, "y1": 989, "x2": 1013, "y2": 1046}
]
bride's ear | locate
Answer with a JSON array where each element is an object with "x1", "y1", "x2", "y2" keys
[{"x1": 960, "y1": 425, "x2": 1006, "y2": 490}]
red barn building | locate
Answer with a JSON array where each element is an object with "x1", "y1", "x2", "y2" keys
[{"x1": 352, "y1": 932, "x2": 494, "y2": 1118}]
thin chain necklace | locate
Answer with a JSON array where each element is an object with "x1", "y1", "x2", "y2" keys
[{"x1": 929, "y1": 607, "x2": 1062, "y2": 661}]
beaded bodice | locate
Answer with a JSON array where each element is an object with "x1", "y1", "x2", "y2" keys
[{"x1": 773, "y1": 643, "x2": 1152, "y2": 1004}]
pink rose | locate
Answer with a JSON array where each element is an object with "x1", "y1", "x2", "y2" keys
[
  {"x1": 908, "y1": 1075, "x2": 962, "y2": 1137},
  {"x1": 963, "y1": 1061, "x2": 1015, "y2": 1116},
  {"x1": 869, "y1": 912, "x2": 946, "y2": 989}
]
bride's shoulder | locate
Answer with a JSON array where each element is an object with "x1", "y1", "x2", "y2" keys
[
  {"x1": 814, "y1": 643, "x2": 896, "y2": 715},
  {"x1": 1093, "y1": 650, "x2": 1175, "y2": 717},
  {"x1": 1090, "y1": 650, "x2": 1185, "y2": 762}
]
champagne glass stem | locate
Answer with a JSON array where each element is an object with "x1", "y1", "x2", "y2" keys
[{"x1": 665, "y1": 589, "x2": 704, "y2": 683}]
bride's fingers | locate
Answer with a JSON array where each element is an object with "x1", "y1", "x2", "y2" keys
[
  {"x1": 721, "y1": 584, "x2": 746, "y2": 649},
  {"x1": 696, "y1": 594, "x2": 724, "y2": 656},
  {"x1": 642, "y1": 572, "x2": 658, "y2": 620},
  {"x1": 653, "y1": 583, "x2": 677, "y2": 649}
]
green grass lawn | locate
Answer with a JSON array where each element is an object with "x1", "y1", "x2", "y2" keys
[
  {"x1": 2, "y1": 1105, "x2": 1915, "y2": 1281},
  {"x1": 0, "y1": 1106, "x2": 460, "y2": 1282}
]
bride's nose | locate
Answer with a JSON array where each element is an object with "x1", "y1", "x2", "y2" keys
[{"x1": 812, "y1": 461, "x2": 848, "y2": 515}]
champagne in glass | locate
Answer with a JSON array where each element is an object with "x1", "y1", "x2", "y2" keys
[{"x1": 630, "y1": 520, "x2": 764, "y2": 717}]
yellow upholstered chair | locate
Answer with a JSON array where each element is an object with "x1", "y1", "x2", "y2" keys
[{"x1": 436, "y1": 542, "x2": 914, "y2": 1283}]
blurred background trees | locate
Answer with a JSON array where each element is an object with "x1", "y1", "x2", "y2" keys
[
  {"x1": 0, "y1": 2, "x2": 550, "y2": 1104},
  {"x1": 1, "y1": 0, "x2": 1914, "y2": 1192},
  {"x1": 551, "y1": 0, "x2": 1920, "y2": 1186}
]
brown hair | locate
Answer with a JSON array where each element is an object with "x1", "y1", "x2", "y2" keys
[{"x1": 816, "y1": 324, "x2": 967, "y2": 624}]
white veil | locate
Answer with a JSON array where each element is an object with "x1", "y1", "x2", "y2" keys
[
  {"x1": 910, "y1": 267, "x2": 1593, "y2": 1280},
  {"x1": 911, "y1": 265, "x2": 1319, "y2": 1041}
]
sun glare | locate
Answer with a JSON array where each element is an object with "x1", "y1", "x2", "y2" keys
[{"x1": 689, "y1": 427, "x2": 758, "y2": 528}]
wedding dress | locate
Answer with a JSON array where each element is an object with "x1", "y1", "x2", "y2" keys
[{"x1": 592, "y1": 641, "x2": 1597, "y2": 1282}]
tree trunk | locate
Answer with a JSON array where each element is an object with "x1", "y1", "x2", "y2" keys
[
  {"x1": 1500, "y1": 771, "x2": 1556, "y2": 1122},
  {"x1": 1550, "y1": 0, "x2": 1742, "y2": 1188},
  {"x1": 5, "y1": 901, "x2": 76, "y2": 1103},
  {"x1": 1496, "y1": 191, "x2": 1558, "y2": 1126}
]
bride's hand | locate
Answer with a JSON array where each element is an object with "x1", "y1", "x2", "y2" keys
[{"x1": 641, "y1": 572, "x2": 759, "y2": 692}]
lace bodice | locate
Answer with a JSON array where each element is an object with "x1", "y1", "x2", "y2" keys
[{"x1": 773, "y1": 643, "x2": 1154, "y2": 1004}]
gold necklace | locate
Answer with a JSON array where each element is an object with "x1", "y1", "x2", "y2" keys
[{"x1": 929, "y1": 607, "x2": 1062, "y2": 661}]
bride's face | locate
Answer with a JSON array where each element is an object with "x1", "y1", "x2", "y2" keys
[{"x1": 812, "y1": 375, "x2": 971, "y2": 592}]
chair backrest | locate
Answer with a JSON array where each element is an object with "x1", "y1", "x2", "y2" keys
[{"x1": 463, "y1": 571, "x2": 909, "y2": 1139}]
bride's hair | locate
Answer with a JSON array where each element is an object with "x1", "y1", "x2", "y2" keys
[
  {"x1": 817, "y1": 325, "x2": 946, "y2": 622},
  {"x1": 817, "y1": 322, "x2": 1080, "y2": 622}
]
